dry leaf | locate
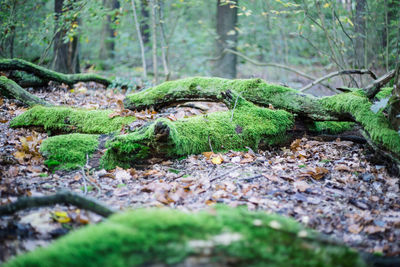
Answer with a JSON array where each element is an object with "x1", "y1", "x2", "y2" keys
[
  {"x1": 294, "y1": 181, "x2": 310, "y2": 192},
  {"x1": 211, "y1": 155, "x2": 224, "y2": 165},
  {"x1": 348, "y1": 224, "x2": 363, "y2": 234}
]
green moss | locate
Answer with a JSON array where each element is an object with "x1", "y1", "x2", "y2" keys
[
  {"x1": 375, "y1": 87, "x2": 393, "y2": 100},
  {"x1": 40, "y1": 133, "x2": 99, "y2": 170},
  {"x1": 10, "y1": 106, "x2": 135, "y2": 134},
  {"x1": 124, "y1": 77, "x2": 334, "y2": 121},
  {"x1": 308, "y1": 121, "x2": 355, "y2": 134},
  {"x1": 322, "y1": 91, "x2": 400, "y2": 155},
  {"x1": 102, "y1": 99, "x2": 294, "y2": 169},
  {"x1": 5, "y1": 206, "x2": 364, "y2": 267}
]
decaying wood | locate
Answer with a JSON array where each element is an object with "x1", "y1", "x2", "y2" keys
[
  {"x1": 0, "y1": 76, "x2": 51, "y2": 106},
  {"x1": 300, "y1": 69, "x2": 378, "y2": 92},
  {"x1": 365, "y1": 69, "x2": 395, "y2": 99},
  {"x1": 0, "y1": 190, "x2": 115, "y2": 217},
  {"x1": 0, "y1": 58, "x2": 111, "y2": 87}
]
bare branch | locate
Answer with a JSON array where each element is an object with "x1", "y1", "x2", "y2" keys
[
  {"x1": 0, "y1": 190, "x2": 115, "y2": 217},
  {"x1": 301, "y1": 69, "x2": 377, "y2": 92},
  {"x1": 365, "y1": 70, "x2": 396, "y2": 99}
]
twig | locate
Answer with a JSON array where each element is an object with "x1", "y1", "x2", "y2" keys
[
  {"x1": 81, "y1": 169, "x2": 87, "y2": 195},
  {"x1": 0, "y1": 190, "x2": 115, "y2": 217},
  {"x1": 300, "y1": 69, "x2": 377, "y2": 92},
  {"x1": 83, "y1": 154, "x2": 101, "y2": 197},
  {"x1": 230, "y1": 95, "x2": 239, "y2": 122},
  {"x1": 210, "y1": 166, "x2": 241, "y2": 182},
  {"x1": 208, "y1": 135, "x2": 214, "y2": 153},
  {"x1": 238, "y1": 174, "x2": 262, "y2": 182}
]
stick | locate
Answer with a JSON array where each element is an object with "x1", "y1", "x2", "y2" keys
[
  {"x1": 300, "y1": 69, "x2": 377, "y2": 92},
  {"x1": 0, "y1": 190, "x2": 116, "y2": 217},
  {"x1": 365, "y1": 69, "x2": 396, "y2": 99}
]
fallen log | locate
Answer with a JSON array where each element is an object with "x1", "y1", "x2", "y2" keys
[
  {"x1": 0, "y1": 76, "x2": 51, "y2": 107},
  {"x1": 0, "y1": 58, "x2": 112, "y2": 87},
  {"x1": 10, "y1": 77, "x2": 400, "y2": 171}
]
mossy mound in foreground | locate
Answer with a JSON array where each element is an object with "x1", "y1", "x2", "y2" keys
[
  {"x1": 40, "y1": 133, "x2": 99, "y2": 170},
  {"x1": 10, "y1": 105, "x2": 135, "y2": 134},
  {"x1": 5, "y1": 206, "x2": 365, "y2": 267}
]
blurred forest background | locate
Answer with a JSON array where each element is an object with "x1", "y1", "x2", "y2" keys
[{"x1": 0, "y1": 0, "x2": 399, "y2": 95}]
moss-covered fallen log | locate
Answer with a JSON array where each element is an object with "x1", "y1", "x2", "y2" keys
[
  {"x1": 123, "y1": 77, "x2": 344, "y2": 121},
  {"x1": 0, "y1": 76, "x2": 51, "y2": 107},
  {"x1": 0, "y1": 58, "x2": 111, "y2": 87},
  {"x1": 122, "y1": 77, "x2": 400, "y2": 166},
  {"x1": 7, "y1": 70, "x2": 48, "y2": 87},
  {"x1": 4, "y1": 206, "x2": 365, "y2": 267}
]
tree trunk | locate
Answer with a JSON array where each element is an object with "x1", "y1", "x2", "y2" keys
[
  {"x1": 52, "y1": 0, "x2": 80, "y2": 74},
  {"x1": 0, "y1": 76, "x2": 51, "y2": 107},
  {"x1": 212, "y1": 0, "x2": 238, "y2": 79},
  {"x1": 354, "y1": 0, "x2": 366, "y2": 68},
  {"x1": 99, "y1": 0, "x2": 120, "y2": 61}
]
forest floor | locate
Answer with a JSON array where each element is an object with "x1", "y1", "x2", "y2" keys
[{"x1": 0, "y1": 82, "x2": 399, "y2": 263}]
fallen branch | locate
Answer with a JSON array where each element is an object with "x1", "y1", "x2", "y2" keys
[
  {"x1": 221, "y1": 48, "x2": 336, "y2": 92},
  {"x1": 0, "y1": 190, "x2": 116, "y2": 217},
  {"x1": 365, "y1": 69, "x2": 395, "y2": 99},
  {"x1": 0, "y1": 76, "x2": 51, "y2": 107},
  {"x1": 0, "y1": 58, "x2": 112, "y2": 87},
  {"x1": 300, "y1": 69, "x2": 377, "y2": 92}
]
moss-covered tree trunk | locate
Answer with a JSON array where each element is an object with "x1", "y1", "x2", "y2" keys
[
  {"x1": 0, "y1": 76, "x2": 51, "y2": 107},
  {"x1": 0, "y1": 58, "x2": 111, "y2": 87}
]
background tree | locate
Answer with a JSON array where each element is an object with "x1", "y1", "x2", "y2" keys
[
  {"x1": 52, "y1": 0, "x2": 80, "y2": 73},
  {"x1": 212, "y1": 0, "x2": 238, "y2": 79},
  {"x1": 99, "y1": 0, "x2": 120, "y2": 63}
]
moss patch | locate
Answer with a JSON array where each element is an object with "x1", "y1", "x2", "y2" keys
[
  {"x1": 376, "y1": 87, "x2": 393, "y2": 100},
  {"x1": 102, "y1": 99, "x2": 294, "y2": 169},
  {"x1": 308, "y1": 121, "x2": 355, "y2": 134},
  {"x1": 322, "y1": 90, "x2": 400, "y2": 155},
  {"x1": 5, "y1": 206, "x2": 365, "y2": 267},
  {"x1": 10, "y1": 106, "x2": 135, "y2": 134},
  {"x1": 40, "y1": 133, "x2": 99, "y2": 170}
]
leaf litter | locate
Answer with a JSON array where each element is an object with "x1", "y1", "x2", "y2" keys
[{"x1": 0, "y1": 83, "x2": 399, "y2": 262}]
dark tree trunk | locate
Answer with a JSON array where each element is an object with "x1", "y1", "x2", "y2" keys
[
  {"x1": 354, "y1": 0, "x2": 366, "y2": 68},
  {"x1": 140, "y1": 0, "x2": 150, "y2": 47},
  {"x1": 52, "y1": 0, "x2": 80, "y2": 74},
  {"x1": 212, "y1": 0, "x2": 238, "y2": 79},
  {"x1": 99, "y1": 0, "x2": 120, "y2": 61}
]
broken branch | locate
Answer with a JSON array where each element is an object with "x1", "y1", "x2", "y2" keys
[
  {"x1": 0, "y1": 190, "x2": 116, "y2": 217},
  {"x1": 300, "y1": 69, "x2": 377, "y2": 92}
]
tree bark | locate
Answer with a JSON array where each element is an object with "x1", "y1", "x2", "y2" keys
[
  {"x1": 52, "y1": 0, "x2": 80, "y2": 74},
  {"x1": 131, "y1": 0, "x2": 147, "y2": 79},
  {"x1": 212, "y1": 0, "x2": 238, "y2": 79}
]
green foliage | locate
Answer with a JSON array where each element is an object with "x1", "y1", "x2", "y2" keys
[
  {"x1": 4, "y1": 206, "x2": 365, "y2": 267},
  {"x1": 40, "y1": 133, "x2": 99, "y2": 170},
  {"x1": 308, "y1": 121, "x2": 355, "y2": 134},
  {"x1": 10, "y1": 106, "x2": 135, "y2": 134}
]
